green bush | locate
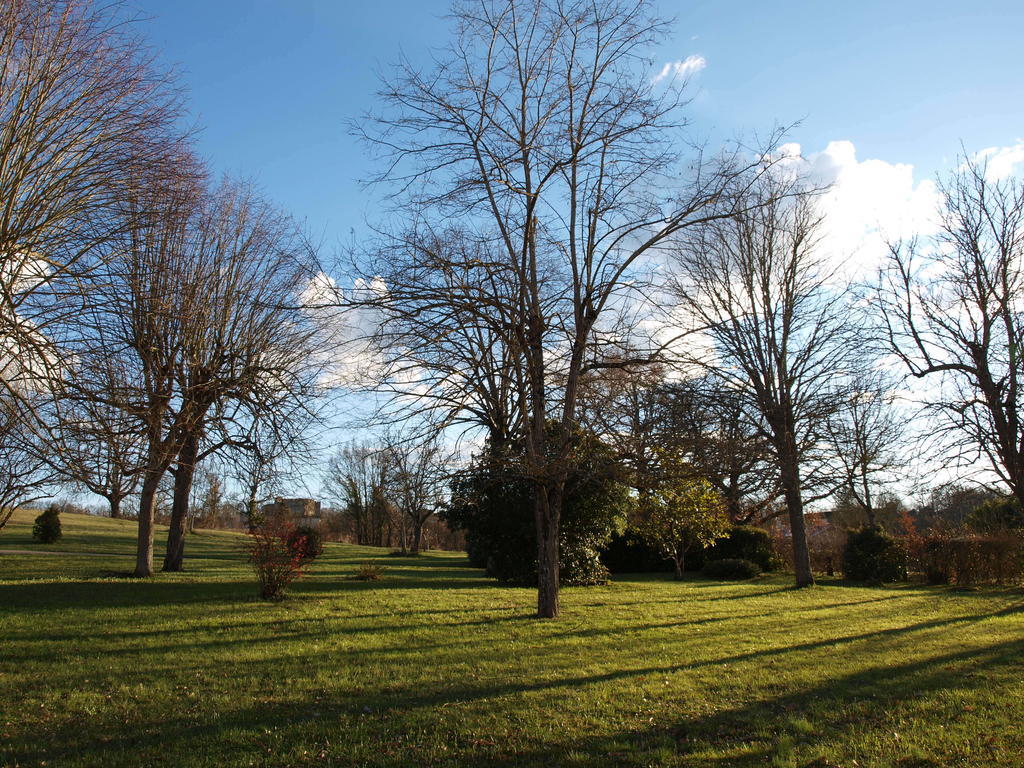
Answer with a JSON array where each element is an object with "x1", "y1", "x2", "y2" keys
[
  {"x1": 444, "y1": 428, "x2": 630, "y2": 586},
  {"x1": 287, "y1": 525, "x2": 323, "y2": 562},
  {"x1": 705, "y1": 525, "x2": 776, "y2": 571},
  {"x1": 842, "y1": 527, "x2": 908, "y2": 584},
  {"x1": 32, "y1": 505, "x2": 62, "y2": 544},
  {"x1": 965, "y1": 496, "x2": 1024, "y2": 532},
  {"x1": 600, "y1": 529, "x2": 674, "y2": 573},
  {"x1": 702, "y1": 558, "x2": 761, "y2": 580}
]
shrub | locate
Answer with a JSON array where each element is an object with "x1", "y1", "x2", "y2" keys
[
  {"x1": 705, "y1": 525, "x2": 776, "y2": 571},
  {"x1": 600, "y1": 529, "x2": 674, "y2": 573},
  {"x1": 443, "y1": 428, "x2": 630, "y2": 586},
  {"x1": 353, "y1": 562, "x2": 384, "y2": 581},
  {"x1": 920, "y1": 531, "x2": 1023, "y2": 585},
  {"x1": 965, "y1": 496, "x2": 1024, "y2": 533},
  {"x1": 287, "y1": 525, "x2": 323, "y2": 562},
  {"x1": 32, "y1": 505, "x2": 63, "y2": 544},
  {"x1": 842, "y1": 527, "x2": 908, "y2": 584},
  {"x1": 245, "y1": 520, "x2": 309, "y2": 600},
  {"x1": 702, "y1": 558, "x2": 762, "y2": 580}
]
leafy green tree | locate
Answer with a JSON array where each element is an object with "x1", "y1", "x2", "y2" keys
[
  {"x1": 966, "y1": 496, "x2": 1024, "y2": 532},
  {"x1": 638, "y1": 453, "x2": 730, "y2": 579}
]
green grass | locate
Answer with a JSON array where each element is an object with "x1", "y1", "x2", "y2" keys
[{"x1": 1, "y1": 509, "x2": 1022, "y2": 767}]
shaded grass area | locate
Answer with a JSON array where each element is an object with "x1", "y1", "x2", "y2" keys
[{"x1": 1, "y1": 509, "x2": 1022, "y2": 767}]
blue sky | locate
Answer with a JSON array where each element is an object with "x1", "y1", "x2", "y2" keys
[
  {"x1": 124, "y1": 0, "x2": 1022, "y2": 498},
  {"x1": 133, "y1": 0, "x2": 1023, "y2": 254}
]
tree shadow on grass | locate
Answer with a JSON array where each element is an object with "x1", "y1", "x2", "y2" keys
[
  {"x1": 470, "y1": 636, "x2": 1024, "y2": 767},
  {"x1": 6, "y1": 596, "x2": 1022, "y2": 768},
  {"x1": 0, "y1": 577, "x2": 257, "y2": 611},
  {"x1": 8, "y1": 632, "x2": 1022, "y2": 768}
]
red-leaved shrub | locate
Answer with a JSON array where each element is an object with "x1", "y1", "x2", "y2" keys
[{"x1": 246, "y1": 520, "x2": 310, "y2": 600}]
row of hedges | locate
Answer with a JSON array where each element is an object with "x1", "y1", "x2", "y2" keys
[
  {"x1": 841, "y1": 526, "x2": 1024, "y2": 585},
  {"x1": 919, "y1": 533, "x2": 1023, "y2": 585},
  {"x1": 600, "y1": 525, "x2": 777, "y2": 575}
]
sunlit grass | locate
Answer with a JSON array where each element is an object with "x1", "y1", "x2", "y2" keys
[{"x1": 1, "y1": 509, "x2": 1022, "y2": 767}]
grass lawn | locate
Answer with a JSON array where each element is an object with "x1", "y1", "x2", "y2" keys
[{"x1": 1, "y1": 510, "x2": 1022, "y2": 767}]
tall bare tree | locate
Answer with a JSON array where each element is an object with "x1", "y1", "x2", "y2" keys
[
  {"x1": 159, "y1": 179, "x2": 323, "y2": 571},
  {"x1": 669, "y1": 176, "x2": 858, "y2": 587},
  {"x1": 0, "y1": 0, "x2": 182, "y2": 401},
  {"x1": 62, "y1": 156, "x2": 207, "y2": 577},
  {"x1": 362, "y1": 0, "x2": 775, "y2": 616},
  {"x1": 388, "y1": 434, "x2": 455, "y2": 554},
  {"x1": 878, "y1": 157, "x2": 1024, "y2": 506},
  {"x1": 824, "y1": 371, "x2": 907, "y2": 528}
]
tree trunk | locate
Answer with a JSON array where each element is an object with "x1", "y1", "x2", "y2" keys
[
  {"x1": 247, "y1": 496, "x2": 260, "y2": 531},
  {"x1": 163, "y1": 433, "x2": 199, "y2": 572},
  {"x1": 109, "y1": 495, "x2": 122, "y2": 520},
  {"x1": 673, "y1": 548, "x2": 685, "y2": 580},
  {"x1": 779, "y1": 454, "x2": 814, "y2": 588},
  {"x1": 535, "y1": 483, "x2": 562, "y2": 619},
  {"x1": 134, "y1": 469, "x2": 162, "y2": 577},
  {"x1": 411, "y1": 517, "x2": 424, "y2": 555}
]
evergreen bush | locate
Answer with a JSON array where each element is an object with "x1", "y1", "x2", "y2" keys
[
  {"x1": 32, "y1": 505, "x2": 63, "y2": 544},
  {"x1": 444, "y1": 428, "x2": 630, "y2": 586},
  {"x1": 702, "y1": 558, "x2": 762, "y2": 580},
  {"x1": 842, "y1": 527, "x2": 908, "y2": 584},
  {"x1": 705, "y1": 525, "x2": 775, "y2": 571}
]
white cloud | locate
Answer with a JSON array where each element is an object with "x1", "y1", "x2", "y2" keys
[
  {"x1": 973, "y1": 142, "x2": 1024, "y2": 181},
  {"x1": 300, "y1": 272, "x2": 387, "y2": 389},
  {"x1": 778, "y1": 140, "x2": 943, "y2": 278},
  {"x1": 652, "y1": 55, "x2": 706, "y2": 85}
]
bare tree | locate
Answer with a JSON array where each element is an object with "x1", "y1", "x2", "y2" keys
[
  {"x1": 388, "y1": 434, "x2": 455, "y2": 554},
  {"x1": 363, "y1": 228, "x2": 525, "y2": 452},
  {"x1": 669, "y1": 176, "x2": 858, "y2": 587},
  {"x1": 361, "y1": 0, "x2": 776, "y2": 617},
  {"x1": 581, "y1": 367, "x2": 782, "y2": 525},
  {"x1": 655, "y1": 376, "x2": 781, "y2": 524},
  {"x1": 878, "y1": 157, "x2": 1024, "y2": 506},
  {"x1": 577, "y1": 364, "x2": 665, "y2": 503},
  {"x1": 62, "y1": 156, "x2": 207, "y2": 577},
  {"x1": 190, "y1": 463, "x2": 225, "y2": 531},
  {"x1": 0, "y1": 394, "x2": 55, "y2": 531},
  {"x1": 229, "y1": 430, "x2": 286, "y2": 530},
  {"x1": 220, "y1": 379, "x2": 324, "y2": 531},
  {"x1": 44, "y1": 352, "x2": 145, "y2": 519},
  {"x1": 0, "y1": 0, "x2": 182, "y2": 402},
  {"x1": 824, "y1": 371, "x2": 907, "y2": 528},
  {"x1": 323, "y1": 441, "x2": 396, "y2": 547},
  {"x1": 159, "y1": 179, "x2": 324, "y2": 571}
]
